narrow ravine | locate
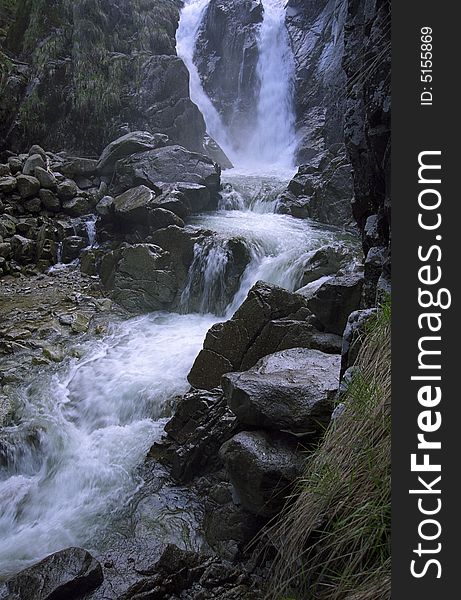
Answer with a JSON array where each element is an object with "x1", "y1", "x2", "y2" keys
[{"x1": 0, "y1": 0, "x2": 359, "y2": 581}]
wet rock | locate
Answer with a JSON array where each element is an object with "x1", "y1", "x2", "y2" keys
[
  {"x1": 151, "y1": 190, "x2": 190, "y2": 220},
  {"x1": 223, "y1": 348, "x2": 340, "y2": 433},
  {"x1": 96, "y1": 195, "x2": 114, "y2": 216},
  {"x1": 341, "y1": 308, "x2": 377, "y2": 376},
  {"x1": 28, "y1": 144, "x2": 47, "y2": 161},
  {"x1": 175, "y1": 182, "x2": 211, "y2": 212},
  {"x1": 57, "y1": 179, "x2": 78, "y2": 201},
  {"x1": 150, "y1": 208, "x2": 184, "y2": 230},
  {"x1": 115, "y1": 145, "x2": 220, "y2": 204},
  {"x1": 0, "y1": 175, "x2": 17, "y2": 193},
  {"x1": 101, "y1": 244, "x2": 178, "y2": 313},
  {"x1": 39, "y1": 189, "x2": 61, "y2": 212},
  {"x1": 188, "y1": 282, "x2": 309, "y2": 390},
  {"x1": 62, "y1": 196, "x2": 91, "y2": 217},
  {"x1": 10, "y1": 235, "x2": 36, "y2": 263},
  {"x1": 220, "y1": 431, "x2": 304, "y2": 517},
  {"x1": 97, "y1": 131, "x2": 169, "y2": 175},
  {"x1": 363, "y1": 246, "x2": 387, "y2": 307},
  {"x1": 161, "y1": 389, "x2": 239, "y2": 483},
  {"x1": 303, "y1": 272, "x2": 364, "y2": 335},
  {"x1": 2, "y1": 547, "x2": 103, "y2": 600},
  {"x1": 34, "y1": 167, "x2": 58, "y2": 190},
  {"x1": 16, "y1": 174, "x2": 40, "y2": 199},
  {"x1": 113, "y1": 185, "x2": 156, "y2": 222},
  {"x1": 300, "y1": 243, "x2": 355, "y2": 286},
  {"x1": 61, "y1": 236, "x2": 87, "y2": 263},
  {"x1": 8, "y1": 157, "x2": 22, "y2": 174},
  {"x1": 23, "y1": 153, "x2": 46, "y2": 176},
  {"x1": 59, "y1": 157, "x2": 98, "y2": 178}
]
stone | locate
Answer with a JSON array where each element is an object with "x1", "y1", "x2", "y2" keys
[
  {"x1": 115, "y1": 145, "x2": 220, "y2": 204},
  {"x1": 0, "y1": 242, "x2": 12, "y2": 259},
  {"x1": 39, "y1": 189, "x2": 61, "y2": 212},
  {"x1": 150, "y1": 207, "x2": 184, "y2": 230},
  {"x1": 0, "y1": 176, "x2": 17, "y2": 193},
  {"x1": 223, "y1": 348, "x2": 340, "y2": 433},
  {"x1": 62, "y1": 196, "x2": 91, "y2": 217},
  {"x1": 220, "y1": 431, "x2": 304, "y2": 517},
  {"x1": 8, "y1": 157, "x2": 23, "y2": 174},
  {"x1": 0, "y1": 214, "x2": 17, "y2": 237},
  {"x1": 96, "y1": 195, "x2": 114, "y2": 216},
  {"x1": 0, "y1": 164, "x2": 10, "y2": 176},
  {"x1": 34, "y1": 166, "x2": 57, "y2": 190},
  {"x1": 97, "y1": 130, "x2": 169, "y2": 175},
  {"x1": 59, "y1": 157, "x2": 98, "y2": 178},
  {"x1": 2, "y1": 547, "x2": 103, "y2": 600},
  {"x1": 113, "y1": 184, "x2": 156, "y2": 223},
  {"x1": 23, "y1": 153, "x2": 46, "y2": 176},
  {"x1": 16, "y1": 175, "x2": 40, "y2": 199},
  {"x1": 188, "y1": 282, "x2": 309, "y2": 390},
  {"x1": 101, "y1": 244, "x2": 179, "y2": 313},
  {"x1": 303, "y1": 272, "x2": 364, "y2": 335},
  {"x1": 61, "y1": 236, "x2": 86, "y2": 263},
  {"x1": 300, "y1": 243, "x2": 355, "y2": 286},
  {"x1": 162, "y1": 389, "x2": 239, "y2": 483},
  {"x1": 176, "y1": 182, "x2": 211, "y2": 212},
  {"x1": 28, "y1": 144, "x2": 47, "y2": 160},
  {"x1": 24, "y1": 197, "x2": 42, "y2": 213},
  {"x1": 57, "y1": 179, "x2": 78, "y2": 201},
  {"x1": 341, "y1": 308, "x2": 377, "y2": 377},
  {"x1": 10, "y1": 235, "x2": 36, "y2": 263}
]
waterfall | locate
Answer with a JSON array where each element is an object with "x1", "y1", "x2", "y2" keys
[{"x1": 177, "y1": 0, "x2": 297, "y2": 170}]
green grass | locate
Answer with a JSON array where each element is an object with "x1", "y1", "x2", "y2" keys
[{"x1": 264, "y1": 301, "x2": 391, "y2": 600}]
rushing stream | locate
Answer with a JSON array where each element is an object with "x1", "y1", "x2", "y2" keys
[{"x1": 0, "y1": 0, "x2": 358, "y2": 581}]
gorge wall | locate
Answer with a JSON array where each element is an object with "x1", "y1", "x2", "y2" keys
[{"x1": 0, "y1": 0, "x2": 206, "y2": 155}]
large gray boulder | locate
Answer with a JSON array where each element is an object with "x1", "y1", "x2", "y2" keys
[
  {"x1": 100, "y1": 244, "x2": 179, "y2": 313},
  {"x1": 115, "y1": 145, "x2": 221, "y2": 209},
  {"x1": 97, "y1": 131, "x2": 169, "y2": 175},
  {"x1": 188, "y1": 281, "x2": 311, "y2": 390},
  {"x1": 223, "y1": 348, "x2": 341, "y2": 433},
  {"x1": 16, "y1": 175, "x2": 40, "y2": 199},
  {"x1": 302, "y1": 272, "x2": 364, "y2": 335},
  {"x1": 220, "y1": 430, "x2": 304, "y2": 517},
  {"x1": 1, "y1": 547, "x2": 103, "y2": 600}
]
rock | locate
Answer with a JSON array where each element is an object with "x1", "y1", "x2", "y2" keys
[
  {"x1": 62, "y1": 196, "x2": 91, "y2": 217},
  {"x1": 363, "y1": 246, "x2": 387, "y2": 307},
  {"x1": 10, "y1": 235, "x2": 36, "y2": 263},
  {"x1": 8, "y1": 157, "x2": 23, "y2": 174},
  {"x1": 150, "y1": 207, "x2": 184, "y2": 230},
  {"x1": 223, "y1": 348, "x2": 341, "y2": 433},
  {"x1": 59, "y1": 157, "x2": 98, "y2": 178},
  {"x1": 97, "y1": 131, "x2": 169, "y2": 175},
  {"x1": 16, "y1": 175, "x2": 40, "y2": 199},
  {"x1": 24, "y1": 197, "x2": 42, "y2": 213},
  {"x1": 300, "y1": 243, "x2": 355, "y2": 286},
  {"x1": 23, "y1": 153, "x2": 46, "y2": 176},
  {"x1": 96, "y1": 195, "x2": 114, "y2": 216},
  {"x1": 341, "y1": 308, "x2": 377, "y2": 376},
  {"x1": 152, "y1": 190, "x2": 190, "y2": 220},
  {"x1": 0, "y1": 176, "x2": 17, "y2": 193},
  {"x1": 0, "y1": 242, "x2": 12, "y2": 259},
  {"x1": 28, "y1": 144, "x2": 47, "y2": 160},
  {"x1": 101, "y1": 244, "x2": 178, "y2": 313},
  {"x1": 188, "y1": 282, "x2": 309, "y2": 390},
  {"x1": 61, "y1": 236, "x2": 87, "y2": 263},
  {"x1": 2, "y1": 547, "x2": 103, "y2": 600},
  {"x1": 162, "y1": 389, "x2": 239, "y2": 483},
  {"x1": 0, "y1": 164, "x2": 10, "y2": 176},
  {"x1": 176, "y1": 182, "x2": 211, "y2": 212},
  {"x1": 34, "y1": 166, "x2": 58, "y2": 190},
  {"x1": 57, "y1": 179, "x2": 78, "y2": 201},
  {"x1": 113, "y1": 184, "x2": 156, "y2": 223},
  {"x1": 0, "y1": 215, "x2": 17, "y2": 237},
  {"x1": 220, "y1": 431, "x2": 304, "y2": 517},
  {"x1": 39, "y1": 189, "x2": 61, "y2": 212},
  {"x1": 115, "y1": 145, "x2": 220, "y2": 205},
  {"x1": 303, "y1": 272, "x2": 364, "y2": 335}
]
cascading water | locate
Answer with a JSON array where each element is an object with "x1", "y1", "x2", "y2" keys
[{"x1": 177, "y1": 0, "x2": 297, "y2": 169}]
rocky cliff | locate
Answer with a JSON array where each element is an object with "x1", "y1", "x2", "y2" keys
[{"x1": 0, "y1": 0, "x2": 207, "y2": 155}]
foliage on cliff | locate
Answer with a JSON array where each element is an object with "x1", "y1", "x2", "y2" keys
[{"x1": 266, "y1": 302, "x2": 391, "y2": 600}]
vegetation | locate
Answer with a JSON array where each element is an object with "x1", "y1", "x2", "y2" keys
[{"x1": 265, "y1": 301, "x2": 391, "y2": 600}]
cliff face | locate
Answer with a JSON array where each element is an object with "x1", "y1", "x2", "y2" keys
[
  {"x1": 286, "y1": 0, "x2": 347, "y2": 163},
  {"x1": 0, "y1": 0, "x2": 206, "y2": 155},
  {"x1": 343, "y1": 0, "x2": 391, "y2": 306}
]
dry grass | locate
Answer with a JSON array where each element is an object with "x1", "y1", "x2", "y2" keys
[{"x1": 263, "y1": 302, "x2": 391, "y2": 600}]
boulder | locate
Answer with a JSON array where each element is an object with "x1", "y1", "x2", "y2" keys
[
  {"x1": 96, "y1": 195, "x2": 114, "y2": 216},
  {"x1": 113, "y1": 184, "x2": 156, "y2": 222},
  {"x1": 24, "y1": 197, "x2": 42, "y2": 213},
  {"x1": 188, "y1": 282, "x2": 309, "y2": 390},
  {"x1": 59, "y1": 157, "x2": 98, "y2": 178},
  {"x1": 0, "y1": 164, "x2": 10, "y2": 176},
  {"x1": 175, "y1": 182, "x2": 211, "y2": 212},
  {"x1": 0, "y1": 176, "x2": 17, "y2": 193},
  {"x1": 162, "y1": 389, "x2": 239, "y2": 483},
  {"x1": 115, "y1": 145, "x2": 220, "y2": 206},
  {"x1": 300, "y1": 243, "x2": 355, "y2": 286},
  {"x1": 97, "y1": 131, "x2": 169, "y2": 175},
  {"x1": 62, "y1": 196, "x2": 91, "y2": 217},
  {"x1": 10, "y1": 235, "x2": 36, "y2": 263},
  {"x1": 39, "y1": 189, "x2": 61, "y2": 212},
  {"x1": 303, "y1": 272, "x2": 364, "y2": 335},
  {"x1": 220, "y1": 431, "x2": 304, "y2": 517},
  {"x1": 16, "y1": 175, "x2": 40, "y2": 199},
  {"x1": 223, "y1": 348, "x2": 341, "y2": 433},
  {"x1": 0, "y1": 214, "x2": 17, "y2": 237},
  {"x1": 7, "y1": 157, "x2": 22, "y2": 174},
  {"x1": 28, "y1": 144, "x2": 47, "y2": 160},
  {"x1": 23, "y1": 153, "x2": 46, "y2": 176},
  {"x1": 341, "y1": 308, "x2": 377, "y2": 376},
  {"x1": 101, "y1": 244, "x2": 179, "y2": 313},
  {"x1": 57, "y1": 179, "x2": 78, "y2": 201},
  {"x1": 61, "y1": 236, "x2": 87, "y2": 263},
  {"x1": 34, "y1": 167, "x2": 58, "y2": 190},
  {"x1": 2, "y1": 547, "x2": 103, "y2": 600},
  {"x1": 151, "y1": 190, "x2": 190, "y2": 220}
]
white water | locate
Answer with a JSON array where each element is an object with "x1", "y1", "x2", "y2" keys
[{"x1": 177, "y1": 0, "x2": 297, "y2": 168}]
